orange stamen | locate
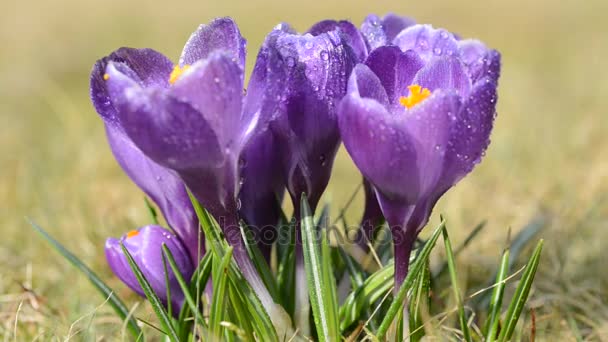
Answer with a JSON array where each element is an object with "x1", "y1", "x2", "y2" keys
[
  {"x1": 168, "y1": 65, "x2": 191, "y2": 85},
  {"x1": 399, "y1": 84, "x2": 431, "y2": 109},
  {"x1": 126, "y1": 230, "x2": 140, "y2": 239}
]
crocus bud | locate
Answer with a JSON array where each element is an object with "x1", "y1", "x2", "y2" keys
[{"x1": 105, "y1": 225, "x2": 194, "y2": 313}]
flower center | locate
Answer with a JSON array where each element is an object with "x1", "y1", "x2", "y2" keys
[
  {"x1": 399, "y1": 84, "x2": 431, "y2": 109},
  {"x1": 126, "y1": 230, "x2": 140, "y2": 239},
  {"x1": 168, "y1": 64, "x2": 191, "y2": 85}
]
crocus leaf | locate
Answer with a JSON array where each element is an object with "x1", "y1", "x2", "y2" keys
[
  {"x1": 209, "y1": 246, "x2": 233, "y2": 340},
  {"x1": 442, "y1": 225, "x2": 472, "y2": 342},
  {"x1": 375, "y1": 219, "x2": 445, "y2": 339},
  {"x1": 241, "y1": 221, "x2": 279, "y2": 301},
  {"x1": 497, "y1": 239, "x2": 544, "y2": 342},
  {"x1": 161, "y1": 244, "x2": 208, "y2": 329},
  {"x1": 339, "y1": 262, "x2": 394, "y2": 332},
  {"x1": 409, "y1": 256, "x2": 431, "y2": 342},
  {"x1": 484, "y1": 249, "x2": 510, "y2": 341},
  {"x1": 300, "y1": 194, "x2": 340, "y2": 341},
  {"x1": 144, "y1": 197, "x2": 160, "y2": 225},
  {"x1": 120, "y1": 243, "x2": 179, "y2": 342},
  {"x1": 28, "y1": 219, "x2": 142, "y2": 339}
]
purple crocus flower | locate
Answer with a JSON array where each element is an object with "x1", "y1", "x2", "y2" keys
[
  {"x1": 262, "y1": 23, "x2": 355, "y2": 211},
  {"x1": 338, "y1": 24, "x2": 500, "y2": 287},
  {"x1": 357, "y1": 179, "x2": 384, "y2": 250},
  {"x1": 91, "y1": 18, "x2": 291, "y2": 327},
  {"x1": 105, "y1": 225, "x2": 194, "y2": 314}
]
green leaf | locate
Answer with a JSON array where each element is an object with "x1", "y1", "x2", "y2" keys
[
  {"x1": 187, "y1": 191, "x2": 278, "y2": 341},
  {"x1": 339, "y1": 263, "x2": 393, "y2": 331},
  {"x1": 375, "y1": 219, "x2": 445, "y2": 340},
  {"x1": 276, "y1": 215, "x2": 297, "y2": 318},
  {"x1": 209, "y1": 246, "x2": 233, "y2": 341},
  {"x1": 409, "y1": 257, "x2": 431, "y2": 342},
  {"x1": 28, "y1": 220, "x2": 142, "y2": 339},
  {"x1": 161, "y1": 244, "x2": 208, "y2": 330},
  {"x1": 241, "y1": 221, "x2": 279, "y2": 301},
  {"x1": 300, "y1": 194, "x2": 340, "y2": 342},
  {"x1": 498, "y1": 239, "x2": 544, "y2": 342},
  {"x1": 120, "y1": 243, "x2": 179, "y2": 342},
  {"x1": 484, "y1": 249, "x2": 510, "y2": 341},
  {"x1": 144, "y1": 197, "x2": 159, "y2": 225},
  {"x1": 442, "y1": 225, "x2": 472, "y2": 342},
  {"x1": 433, "y1": 220, "x2": 486, "y2": 279}
]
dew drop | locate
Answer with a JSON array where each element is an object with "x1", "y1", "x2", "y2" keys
[
  {"x1": 320, "y1": 51, "x2": 329, "y2": 61},
  {"x1": 433, "y1": 47, "x2": 442, "y2": 55},
  {"x1": 319, "y1": 154, "x2": 327, "y2": 166},
  {"x1": 214, "y1": 77, "x2": 220, "y2": 83}
]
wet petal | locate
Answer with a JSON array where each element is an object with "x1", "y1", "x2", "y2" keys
[
  {"x1": 393, "y1": 24, "x2": 459, "y2": 61},
  {"x1": 90, "y1": 48, "x2": 173, "y2": 124},
  {"x1": 105, "y1": 62, "x2": 224, "y2": 171},
  {"x1": 347, "y1": 64, "x2": 389, "y2": 106},
  {"x1": 105, "y1": 225, "x2": 194, "y2": 311},
  {"x1": 412, "y1": 56, "x2": 472, "y2": 97},
  {"x1": 171, "y1": 52, "x2": 244, "y2": 148},
  {"x1": 308, "y1": 20, "x2": 368, "y2": 62},
  {"x1": 437, "y1": 77, "x2": 498, "y2": 192},
  {"x1": 179, "y1": 17, "x2": 247, "y2": 71},
  {"x1": 360, "y1": 14, "x2": 387, "y2": 50},
  {"x1": 381, "y1": 13, "x2": 415, "y2": 42},
  {"x1": 364, "y1": 46, "x2": 424, "y2": 105},
  {"x1": 105, "y1": 124, "x2": 203, "y2": 263}
]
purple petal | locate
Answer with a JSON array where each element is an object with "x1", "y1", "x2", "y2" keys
[
  {"x1": 364, "y1": 46, "x2": 424, "y2": 105},
  {"x1": 268, "y1": 30, "x2": 353, "y2": 206},
  {"x1": 381, "y1": 13, "x2": 415, "y2": 42},
  {"x1": 347, "y1": 64, "x2": 389, "y2": 106},
  {"x1": 393, "y1": 24, "x2": 459, "y2": 62},
  {"x1": 412, "y1": 56, "x2": 472, "y2": 97},
  {"x1": 90, "y1": 48, "x2": 173, "y2": 124},
  {"x1": 437, "y1": 77, "x2": 498, "y2": 192},
  {"x1": 339, "y1": 88, "x2": 460, "y2": 205},
  {"x1": 105, "y1": 124, "x2": 203, "y2": 264},
  {"x1": 360, "y1": 14, "x2": 387, "y2": 50},
  {"x1": 308, "y1": 20, "x2": 368, "y2": 62},
  {"x1": 238, "y1": 129, "x2": 284, "y2": 259},
  {"x1": 179, "y1": 17, "x2": 246, "y2": 71},
  {"x1": 170, "y1": 52, "x2": 244, "y2": 148},
  {"x1": 105, "y1": 62, "x2": 224, "y2": 171},
  {"x1": 105, "y1": 225, "x2": 194, "y2": 312}
]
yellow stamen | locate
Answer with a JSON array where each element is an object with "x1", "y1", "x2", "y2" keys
[
  {"x1": 168, "y1": 64, "x2": 191, "y2": 85},
  {"x1": 399, "y1": 84, "x2": 431, "y2": 109},
  {"x1": 126, "y1": 230, "x2": 140, "y2": 239},
  {"x1": 103, "y1": 73, "x2": 110, "y2": 81}
]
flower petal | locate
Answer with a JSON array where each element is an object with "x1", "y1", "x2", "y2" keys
[
  {"x1": 381, "y1": 13, "x2": 415, "y2": 42},
  {"x1": 170, "y1": 52, "x2": 244, "y2": 148},
  {"x1": 308, "y1": 20, "x2": 368, "y2": 62},
  {"x1": 412, "y1": 56, "x2": 472, "y2": 97},
  {"x1": 105, "y1": 225, "x2": 194, "y2": 311},
  {"x1": 179, "y1": 17, "x2": 247, "y2": 71},
  {"x1": 347, "y1": 63, "x2": 389, "y2": 106},
  {"x1": 364, "y1": 46, "x2": 424, "y2": 105},
  {"x1": 105, "y1": 62, "x2": 224, "y2": 171},
  {"x1": 437, "y1": 77, "x2": 498, "y2": 192},
  {"x1": 360, "y1": 14, "x2": 388, "y2": 50},
  {"x1": 267, "y1": 30, "x2": 353, "y2": 204},
  {"x1": 90, "y1": 48, "x2": 173, "y2": 123},
  {"x1": 393, "y1": 24, "x2": 459, "y2": 61},
  {"x1": 339, "y1": 89, "x2": 460, "y2": 204},
  {"x1": 105, "y1": 124, "x2": 203, "y2": 263}
]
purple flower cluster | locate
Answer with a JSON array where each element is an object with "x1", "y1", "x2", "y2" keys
[{"x1": 91, "y1": 14, "x2": 500, "y2": 315}]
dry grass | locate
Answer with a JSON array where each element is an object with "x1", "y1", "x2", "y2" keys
[{"x1": 1, "y1": 0, "x2": 607, "y2": 340}]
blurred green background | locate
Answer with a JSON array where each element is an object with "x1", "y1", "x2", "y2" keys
[{"x1": 1, "y1": 0, "x2": 607, "y2": 339}]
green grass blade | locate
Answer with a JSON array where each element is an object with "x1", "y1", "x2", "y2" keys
[
  {"x1": 375, "y1": 219, "x2": 445, "y2": 340},
  {"x1": 484, "y1": 249, "x2": 510, "y2": 341},
  {"x1": 120, "y1": 243, "x2": 179, "y2": 342},
  {"x1": 409, "y1": 257, "x2": 431, "y2": 342},
  {"x1": 339, "y1": 263, "x2": 393, "y2": 331},
  {"x1": 442, "y1": 226, "x2": 472, "y2": 342},
  {"x1": 241, "y1": 221, "x2": 279, "y2": 301},
  {"x1": 227, "y1": 280, "x2": 256, "y2": 342},
  {"x1": 28, "y1": 220, "x2": 142, "y2": 339},
  {"x1": 498, "y1": 239, "x2": 544, "y2": 342},
  {"x1": 300, "y1": 194, "x2": 340, "y2": 342},
  {"x1": 144, "y1": 197, "x2": 159, "y2": 225},
  {"x1": 276, "y1": 216, "x2": 297, "y2": 318},
  {"x1": 161, "y1": 244, "x2": 207, "y2": 330},
  {"x1": 209, "y1": 247, "x2": 233, "y2": 341},
  {"x1": 434, "y1": 220, "x2": 486, "y2": 278}
]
